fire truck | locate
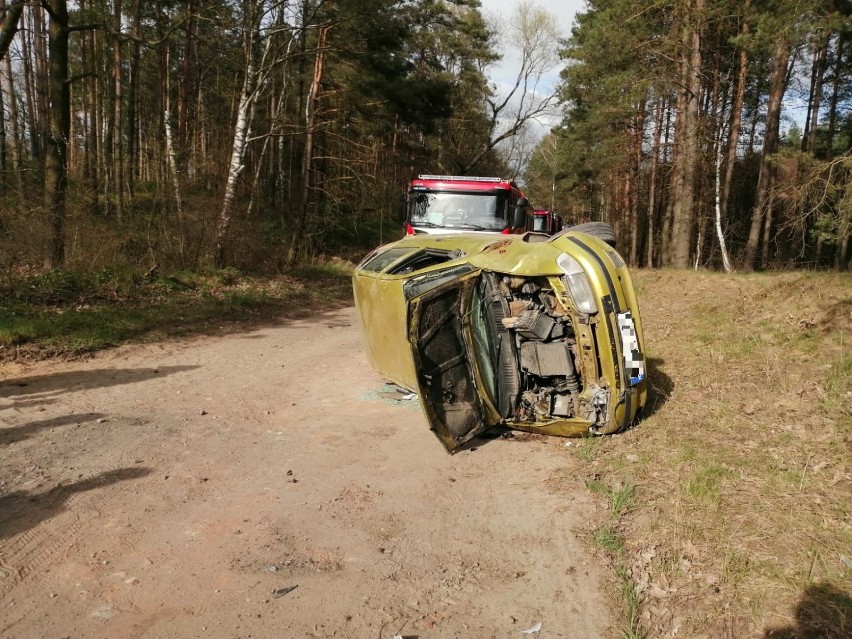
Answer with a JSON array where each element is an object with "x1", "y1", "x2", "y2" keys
[
  {"x1": 400, "y1": 175, "x2": 532, "y2": 235},
  {"x1": 527, "y1": 209, "x2": 563, "y2": 235}
]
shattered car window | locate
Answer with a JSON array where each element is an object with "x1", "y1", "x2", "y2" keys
[{"x1": 360, "y1": 248, "x2": 414, "y2": 273}]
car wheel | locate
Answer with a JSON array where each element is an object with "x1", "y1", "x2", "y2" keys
[{"x1": 568, "y1": 222, "x2": 616, "y2": 247}]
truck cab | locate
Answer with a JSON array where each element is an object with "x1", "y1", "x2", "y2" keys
[
  {"x1": 527, "y1": 209, "x2": 563, "y2": 235},
  {"x1": 401, "y1": 175, "x2": 531, "y2": 235}
]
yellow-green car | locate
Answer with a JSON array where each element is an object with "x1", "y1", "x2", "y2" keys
[{"x1": 352, "y1": 229, "x2": 647, "y2": 453}]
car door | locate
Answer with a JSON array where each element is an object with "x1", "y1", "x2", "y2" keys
[{"x1": 405, "y1": 270, "x2": 495, "y2": 453}]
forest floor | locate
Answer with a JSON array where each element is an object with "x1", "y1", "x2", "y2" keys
[{"x1": 0, "y1": 268, "x2": 850, "y2": 638}]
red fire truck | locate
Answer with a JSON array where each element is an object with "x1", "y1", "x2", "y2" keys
[
  {"x1": 401, "y1": 175, "x2": 532, "y2": 235},
  {"x1": 527, "y1": 209, "x2": 564, "y2": 235}
]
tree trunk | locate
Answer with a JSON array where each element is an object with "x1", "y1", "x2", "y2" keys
[
  {"x1": 164, "y1": 109, "x2": 185, "y2": 254},
  {"x1": 2, "y1": 48, "x2": 25, "y2": 209},
  {"x1": 745, "y1": 89, "x2": 759, "y2": 155},
  {"x1": 663, "y1": 57, "x2": 686, "y2": 263},
  {"x1": 720, "y1": 13, "x2": 749, "y2": 245},
  {"x1": 112, "y1": 0, "x2": 124, "y2": 221},
  {"x1": 19, "y1": 10, "x2": 37, "y2": 158},
  {"x1": 630, "y1": 99, "x2": 645, "y2": 266},
  {"x1": 162, "y1": 40, "x2": 184, "y2": 251},
  {"x1": 125, "y1": 0, "x2": 142, "y2": 192},
  {"x1": 178, "y1": 0, "x2": 195, "y2": 152},
  {"x1": 286, "y1": 25, "x2": 329, "y2": 268},
  {"x1": 0, "y1": 70, "x2": 5, "y2": 173},
  {"x1": 213, "y1": 2, "x2": 267, "y2": 267},
  {"x1": 760, "y1": 197, "x2": 774, "y2": 266},
  {"x1": 77, "y1": 0, "x2": 95, "y2": 212},
  {"x1": 826, "y1": 33, "x2": 845, "y2": 159},
  {"x1": 646, "y1": 97, "x2": 664, "y2": 267},
  {"x1": 668, "y1": 0, "x2": 704, "y2": 268},
  {"x1": 32, "y1": 5, "x2": 50, "y2": 166},
  {"x1": 44, "y1": 0, "x2": 69, "y2": 269},
  {"x1": 714, "y1": 131, "x2": 732, "y2": 272},
  {"x1": 743, "y1": 36, "x2": 790, "y2": 270},
  {"x1": 802, "y1": 30, "x2": 829, "y2": 154}
]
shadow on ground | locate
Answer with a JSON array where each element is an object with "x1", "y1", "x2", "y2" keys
[
  {"x1": 0, "y1": 467, "x2": 152, "y2": 541},
  {"x1": 0, "y1": 412, "x2": 106, "y2": 445},
  {"x1": 763, "y1": 583, "x2": 851, "y2": 639},
  {"x1": 0, "y1": 366, "x2": 199, "y2": 408},
  {"x1": 640, "y1": 357, "x2": 674, "y2": 420}
]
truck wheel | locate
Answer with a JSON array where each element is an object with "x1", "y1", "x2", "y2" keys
[{"x1": 568, "y1": 222, "x2": 616, "y2": 247}]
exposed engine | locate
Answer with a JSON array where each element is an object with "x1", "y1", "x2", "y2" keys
[{"x1": 487, "y1": 274, "x2": 606, "y2": 427}]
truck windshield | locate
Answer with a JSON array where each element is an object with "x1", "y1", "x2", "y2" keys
[{"x1": 410, "y1": 191, "x2": 508, "y2": 231}]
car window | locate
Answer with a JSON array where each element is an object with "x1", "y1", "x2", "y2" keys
[
  {"x1": 386, "y1": 249, "x2": 465, "y2": 275},
  {"x1": 402, "y1": 263, "x2": 476, "y2": 300},
  {"x1": 359, "y1": 248, "x2": 414, "y2": 272}
]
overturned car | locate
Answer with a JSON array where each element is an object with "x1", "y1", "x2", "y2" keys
[{"x1": 352, "y1": 228, "x2": 647, "y2": 453}]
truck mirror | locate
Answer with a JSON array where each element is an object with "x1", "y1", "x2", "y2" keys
[
  {"x1": 397, "y1": 196, "x2": 407, "y2": 224},
  {"x1": 512, "y1": 205, "x2": 527, "y2": 230}
]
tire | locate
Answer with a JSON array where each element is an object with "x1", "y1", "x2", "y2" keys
[{"x1": 568, "y1": 221, "x2": 617, "y2": 247}]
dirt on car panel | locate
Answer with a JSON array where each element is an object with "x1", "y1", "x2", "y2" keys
[{"x1": 483, "y1": 239, "x2": 513, "y2": 254}]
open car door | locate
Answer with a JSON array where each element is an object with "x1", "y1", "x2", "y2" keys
[{"x1": 405, "y1": 269, "x2": 494, "y2": 453}]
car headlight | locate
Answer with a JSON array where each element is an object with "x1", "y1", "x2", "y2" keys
[{"x1": 557, "y1": 253, "x2": 598, "y2": 314}]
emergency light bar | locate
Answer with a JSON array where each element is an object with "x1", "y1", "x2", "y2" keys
[{"x1": 417, "y1": 175, "x2": 503, "y2": 182}]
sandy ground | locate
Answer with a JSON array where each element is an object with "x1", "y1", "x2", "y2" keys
[{"x1": 0, "y1": 306, "x2": 611, "y2": 639}]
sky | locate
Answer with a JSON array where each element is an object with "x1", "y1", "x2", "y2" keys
[
  {"x1": 476, "y1": 0, "x2": 586, "y2": 150},
  {"x1": 476, "y1": 0, "x2": 808, "y2": 147},
  {"x1": 478, "y1": 0, "x2": 586, "y2": 92}
]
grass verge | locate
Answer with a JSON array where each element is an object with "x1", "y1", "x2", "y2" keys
[
  {"x1": 0, "y1": 261, "x2": 354, "y2": 361},
  {"x1": 567, "y1": 270, "x2": 851, "y2": 639},
  {"x1": 577, "y1": 445, "x2": 646, "y2": 639}
]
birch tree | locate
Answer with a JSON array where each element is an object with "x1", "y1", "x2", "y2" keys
[{"x1": 213, "y1": 0, "x2": 280, "y2": 267}]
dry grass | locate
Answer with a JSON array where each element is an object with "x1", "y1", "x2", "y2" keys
[{"x1": 567, "y1": 270, "x2": 852, "y2": 639}]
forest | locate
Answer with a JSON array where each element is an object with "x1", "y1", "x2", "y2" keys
[{"x1": 0, "y1": 0, "x2": 850, "y2": 275}]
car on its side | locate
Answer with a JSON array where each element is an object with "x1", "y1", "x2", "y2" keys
[{"x1": 352, "y1": 228, "x2": 647, "y2": 453}]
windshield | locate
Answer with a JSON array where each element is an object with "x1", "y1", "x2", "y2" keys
[{"x1": 409, "y1": 191, "x2": 508, "y2": 231}]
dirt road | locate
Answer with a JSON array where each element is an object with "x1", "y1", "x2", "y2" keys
[{"x1": 0, "y1": 307, "x2": 611, "y2": 638}]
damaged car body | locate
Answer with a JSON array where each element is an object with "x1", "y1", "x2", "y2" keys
[{"x1": 352, "y1": 230, "x2": 647, "y2": 453}]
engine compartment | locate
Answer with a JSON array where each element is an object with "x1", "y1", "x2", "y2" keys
[{"x1": 481, "y1": 272, "x2": 608, "y2": 428}]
